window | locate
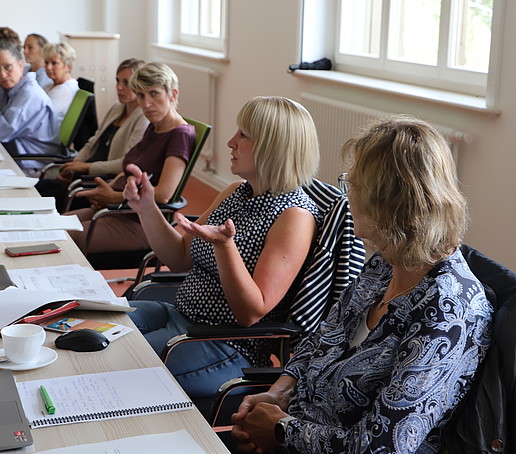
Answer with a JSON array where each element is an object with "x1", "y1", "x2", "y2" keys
[
  {"x1": 157, "y1": 0, "x2": 227, "y2": 55},
  {"x1": 304, "y1": 0, "x2": 498, "y2": 98}
]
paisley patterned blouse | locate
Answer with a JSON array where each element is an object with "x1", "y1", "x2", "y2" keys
[{"x1": 284, "y1": 248, "x2": 493, "y2": 453}]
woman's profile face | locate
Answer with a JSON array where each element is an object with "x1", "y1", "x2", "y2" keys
[
  {"x1": 0, "y1": 50, "x2": 24, "y2": 90},
  {"x1": 135, "y1": 85, "x2": 174, "y2": 123},
  {"x1": 116, "y1": 68, "x2": 137, "y2": 105},
  {"x1": 23, "y1": 36, "x2": 42, "y2": 65},
  {"x1": 227, "y1": 127, "x2": 256, "y2": 180},
  {"x1": 44, "y1": 53, "x2": 70, "y2": 85},
  {"x1": 346, "y1": 175, "x2": 377, "y2": 243}
]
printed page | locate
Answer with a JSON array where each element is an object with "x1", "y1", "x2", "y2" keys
[
  {"x1": 7, "y1": 264, "x2": 124, "y2": 303},
  {"x1": 0, "y1": 230, "x2": 67, "y2": 242},
  {"x1": 0, "y1": 197, "x2": 56, "y2": 214},
  {"x1": 35, "y1": 430, "x2": 205, "y2": 454},
  {"x1": 0, "y1": 213, "x2": 83, "y2": 231},
  {"x1": 0, "y1": 175, "x2": 38, "y2": 189}
]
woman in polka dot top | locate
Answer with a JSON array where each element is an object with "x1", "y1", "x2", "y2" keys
[{"x1": 124, "y1": 96, "x2": 321, "y2": 399}]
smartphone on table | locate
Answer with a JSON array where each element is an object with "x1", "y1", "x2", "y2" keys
[{"x1": 4, "y1": 243, "x2": 61, "y2": 257}]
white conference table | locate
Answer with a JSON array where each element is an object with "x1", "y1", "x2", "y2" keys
[{"x1": 0, "y1": 147, "x2": 230, "y2": 453}]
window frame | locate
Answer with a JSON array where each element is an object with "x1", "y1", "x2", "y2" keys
[
  {"x1": 156, "y1": 0, "x2": 228, "y2": 57},
  {"x1": 302, "y1": 0, "x2": 502, "y2": 103}
]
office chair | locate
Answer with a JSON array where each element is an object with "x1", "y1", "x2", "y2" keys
[
  {"x1": 77, "y1": 117, "x2": 211, "y2": 270},
  {"x1": 127, "y1": 178, "x2": 367, "y2": 423},
  {"x1": 14, "y1": 89, "x2": 95, "y2": 176},
  {"x1": 439, "y1": 244, "x2": 516, "y2": 454},
  {"x1": 73, "y1": 78, "x2": 98, "y2": 150}
]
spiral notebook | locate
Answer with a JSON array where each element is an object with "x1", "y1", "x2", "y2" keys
[{"x1": 16, "y1": 367, "x2": 193, "y2": 428}]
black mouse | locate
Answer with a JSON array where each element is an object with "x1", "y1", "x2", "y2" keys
[{"x1": 55, "y1": 329, "x2": 110, "y2": 352}]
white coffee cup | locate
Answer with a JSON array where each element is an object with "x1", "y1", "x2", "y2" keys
[{"x1": 1, "y1": 324, "x2": 46, "y2": 364}]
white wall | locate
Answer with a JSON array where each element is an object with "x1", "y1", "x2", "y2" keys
[
  {"x1": 3, "y1": 0, "x2": 104, "y2": 42},
  {"x1": 4, "y1": 0, "x2": 516, "y2": 270}
]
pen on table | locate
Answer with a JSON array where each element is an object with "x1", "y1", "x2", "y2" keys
[
  {"x1": 40, "y1": 385, "x2": 55, "y2": 415},
  {"x1": 0, "y1": 211, "x2": 34, "y2": 215},
  {"x1": 117, "y1": 173, "x2": 153, "y2": 210}
]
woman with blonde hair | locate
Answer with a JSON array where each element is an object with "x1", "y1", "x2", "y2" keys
[
  {"x1": 125, "y1": 96, "x2": 321, "y2": 399},
  {"x1": 43, "y1": 41, "x2": 78, "y2": 123},
  {"x1": 232, "y1": 116, "x2": 493, "y2": 454}
]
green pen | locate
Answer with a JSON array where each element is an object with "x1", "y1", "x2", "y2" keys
[
  {"x1": 0, "y1": 211, "x2": 34, "y2": 215},
  {"x1": 40, "y1": 385, "x2": 55, "y2": 415}
]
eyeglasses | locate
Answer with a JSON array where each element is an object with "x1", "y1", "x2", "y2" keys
[
  {"x1": 338, "y1": 172, "x2": 351, "y2": 196},
  {"x1": 0, "y1": 64, "x2": 14, "y2": 75}
]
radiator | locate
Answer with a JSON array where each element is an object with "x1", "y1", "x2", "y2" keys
[
  {"x1": 300, "y1": 93, "x2": 470, "y2": 185},
  {"x1": 160, "y1": 60, "x2": 217, "y2": 164}
]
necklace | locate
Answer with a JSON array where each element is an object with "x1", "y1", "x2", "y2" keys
[{"x1": 377, "y1": 282, "x2": 418, "y2": 308}]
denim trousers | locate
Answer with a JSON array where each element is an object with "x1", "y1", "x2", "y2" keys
[{"x1": 129, "y1": 300, "x2": 252, "y2": 399}]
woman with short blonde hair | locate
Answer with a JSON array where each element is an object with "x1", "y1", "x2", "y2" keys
[
  {"x1": 342, "y1": 115, "x2": 467, "y2": 269},
  {"x1": 125, "y1": 96, "x2": 321, "y2": 399},
  {"x1": 43, "y1": 41, "x2": 78, "y2": 123},
  {"x1": 130, "y1": 62, "x2": 179, "y2": 107},
  {"x1": 237, "y1": 96, "x2": 319, "y2": 194}
]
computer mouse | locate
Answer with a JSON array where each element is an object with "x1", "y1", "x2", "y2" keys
[{"x1": 55, "y1": 329, "x2": 110, "y2": 352}]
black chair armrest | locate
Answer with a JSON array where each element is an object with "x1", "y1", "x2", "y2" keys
[
  {"x1": 241, "y1": 367, "x2": 284, "y2": 381},
  {"x1": 186, "y1": 322, "x2": 302, "y2": 339}
]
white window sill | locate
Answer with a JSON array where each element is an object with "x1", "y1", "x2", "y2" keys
[
  {"x1": 151, "y1": 43, "x2": 229, "y2": 62},
  {"x1": 291, "y1": 70, "x2": 501, "y2": 117}
]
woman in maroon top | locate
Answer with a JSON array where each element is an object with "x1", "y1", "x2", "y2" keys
[{"x1": 67, "y1": 62, "x2": 196, "y2": 254}]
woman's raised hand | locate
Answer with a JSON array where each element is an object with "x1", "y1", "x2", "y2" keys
[{"x1": 122, "y1": 163, "x2": 155, "y2": 212}]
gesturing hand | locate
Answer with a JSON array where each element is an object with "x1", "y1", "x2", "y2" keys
[{"x1": 176, "y1": 212, "x2": 236, "y2": 247}]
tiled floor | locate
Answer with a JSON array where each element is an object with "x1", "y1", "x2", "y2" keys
[{"x1": 101, "y1": 175, "x2": 219, "y2": 296}]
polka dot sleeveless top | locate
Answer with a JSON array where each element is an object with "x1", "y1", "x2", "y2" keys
[{"x1": 175, "y1": 181, "x2": 320, "y2": 366}]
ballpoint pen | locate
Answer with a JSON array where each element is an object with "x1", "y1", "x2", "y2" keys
[
  {"x1": 40, "y1": 385, "x2": 56, "y2": 415},
  {"x1": 117, "y1": 173, "x2": 153, "y2": 210}
]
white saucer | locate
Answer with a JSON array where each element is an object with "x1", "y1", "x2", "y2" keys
[{"x1": 0, "y1": 347, "x2": 58, "y2": 371}]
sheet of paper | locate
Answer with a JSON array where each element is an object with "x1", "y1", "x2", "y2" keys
[
  {"x1": 0, "y1": 169, "x2": 15, "y2": 175},
  {"x1": 0, "y1": 175, "x2": 38, "y2": 189},
  {"x1": 0, "y1": 230, "x2": 67, "y2": 242},
  {"x1": 0, "y1": 197, "x2": 56, "y2": 214},
  {"x1": 34, "y1": 431, "x2": 204, "y2": 454},
  {"x1": 0, "y1": 287, "x2": 132, "y2": 328},
  {"x1": 0, "y1": 213, "x2": 83, "y2": 231},
  {"x1": 7, "y1": 264, "x2": 128, "y2": 305}
]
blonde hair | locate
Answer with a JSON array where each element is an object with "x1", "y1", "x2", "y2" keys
[
  {"x1": 43, "y1": 42, "x2": 76, "y2": 67},
  {"x1": 237, "y1": 96, "x2": 320, "y2": 194},
  {"x1": 129, "y1": 62, "x2": 179, "y2": 107},
  {"x1": 343, "y1": 115, "x2": 467, "y2": 269}
]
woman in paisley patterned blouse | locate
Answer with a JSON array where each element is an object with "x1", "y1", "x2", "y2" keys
[
  {"x1": 232, "y1": 116, "x2": 493, "y2": 454},
  {"x1": 124, "y1": 96, "x2": 321, "y2": 399}
]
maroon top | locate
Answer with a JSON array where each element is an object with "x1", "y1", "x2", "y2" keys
[{"x1": 111, "y1": 123, "x2": 196, "y2": 191}]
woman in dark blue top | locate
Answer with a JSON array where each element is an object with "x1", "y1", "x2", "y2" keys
[{"x1": 232, "y1": 116, "x2": 493, "y2": 454}]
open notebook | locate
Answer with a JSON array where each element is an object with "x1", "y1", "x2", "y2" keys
[{"x1": 16, "y1": 367, "x2": 192, "y2": 428}]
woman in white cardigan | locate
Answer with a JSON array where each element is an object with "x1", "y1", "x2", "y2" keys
[{"x1": 36, "y1": 58, "x2": 149, "y2": 211}]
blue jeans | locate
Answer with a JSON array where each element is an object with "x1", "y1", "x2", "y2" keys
[{"x1": 129, "y1": 300, "x2": 252, "y2": 399}]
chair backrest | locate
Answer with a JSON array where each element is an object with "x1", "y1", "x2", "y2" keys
[
  {"x1": 290, "y1": 179, "x2": 366, "y2": 335},
  {"x1": 443, "y1": 244, "x2": 516, "y2": 453},
  {"x1": 169, "y1": 117, "x2": 212, "y2": 203},
  {"x1": 60, "y1": 89, "x2": 94, "y2": 149},
  {"x1": 73, "y1": 79, "x2": 98, "y2": 150}
]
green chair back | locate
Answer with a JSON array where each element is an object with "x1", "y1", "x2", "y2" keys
[
  {"x1": 60, "y1": 89, "x2": 95, "y2": 150},
  {"x1": 169, "y1": 117, "x2": 212, "y2": 203}
]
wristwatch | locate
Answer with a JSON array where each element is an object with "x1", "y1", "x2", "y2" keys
[{"x1": 274, "y1": 416, "x2": 296, "y2": 446}]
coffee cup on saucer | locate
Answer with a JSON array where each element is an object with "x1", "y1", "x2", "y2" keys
[{"x1": 1, "y1": 324, "x2": 46, "y2": 364}]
